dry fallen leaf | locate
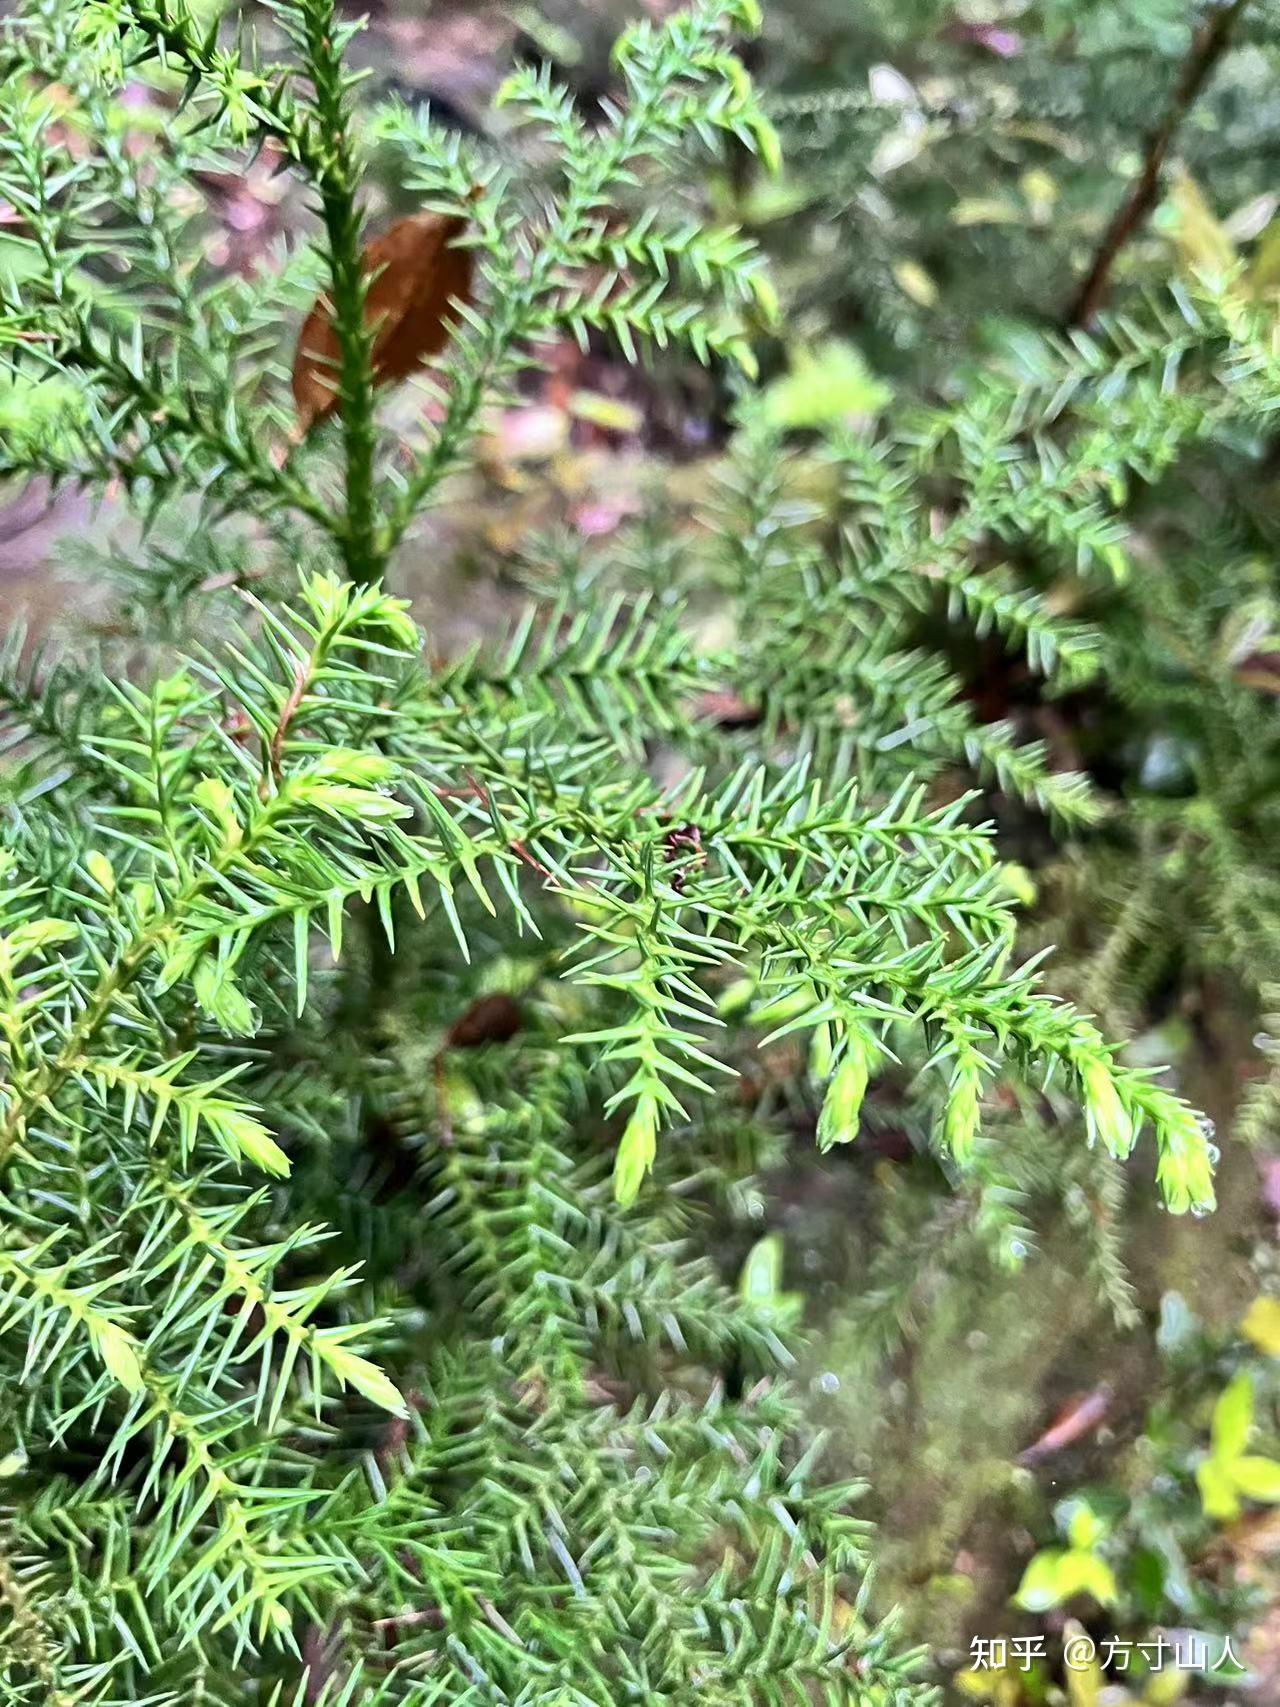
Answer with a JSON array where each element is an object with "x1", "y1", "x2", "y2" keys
[
  {"x1": 445, "y1": 992, "x2": 524, "y2": 1050},
  {"x1": 292, "y1": 210, "x2": 474, "y2": 432},
  {"x1": 1235, "y1": 649, "x2": 1280, "y2": 696}
]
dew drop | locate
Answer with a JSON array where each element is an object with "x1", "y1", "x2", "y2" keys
[
  {"x1": 1191, "y1": 1204, "x2": 1210, "y2": 1219},
  {"x1": 1009, "y1": 1239, "x2": 1028, "y2": 1259},
  {"x1": 817, "y1": 1371, "x2": 840, "y2": 1395}
]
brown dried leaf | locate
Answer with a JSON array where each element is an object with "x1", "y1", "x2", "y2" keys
[
  {"x1": 446, "y1": 992, "x2": 524, "y2": 1050},
  {"x1": 292, "y1": 210, "x2": 474, "y2": 433},
  {"x1": 1236, "y1": 649, "x2": 1280, "y2": 696}
]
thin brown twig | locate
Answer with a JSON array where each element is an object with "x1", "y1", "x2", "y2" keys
[
  {"x1": 430, "y1": 778, "x2": 555, "y2": 878},
  {"x1": 432, "y1": 1050, "x2": 454, "y2": 1148},
  {"x1": 263, "y1": 657, "x2": 309, "y2": 796},
  {"x1": 1065, "y1": 0, "x2": 1249, "y2": 328}
]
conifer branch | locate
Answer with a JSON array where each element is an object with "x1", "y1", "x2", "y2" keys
[
  {"x1": 291, "y1": 0, "x2": 382, "y2": 584},
  {"x1": 0, "y1": 3, "x2": 1264, "y2": 1695}
]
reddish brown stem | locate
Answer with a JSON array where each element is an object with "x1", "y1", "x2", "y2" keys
[
  {"x1": 446, "y1": 772, "x2": 556, "y2": 881},
  {"x1": 433, "y1": 1050, "x2": 454, "y2": 1147},
  {"x1": 262, "y1": 657, "x2": 309, "y2": 796},
  {"x1": 1065, "y1": 0, "x2": 1249, "y2": 328}
]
